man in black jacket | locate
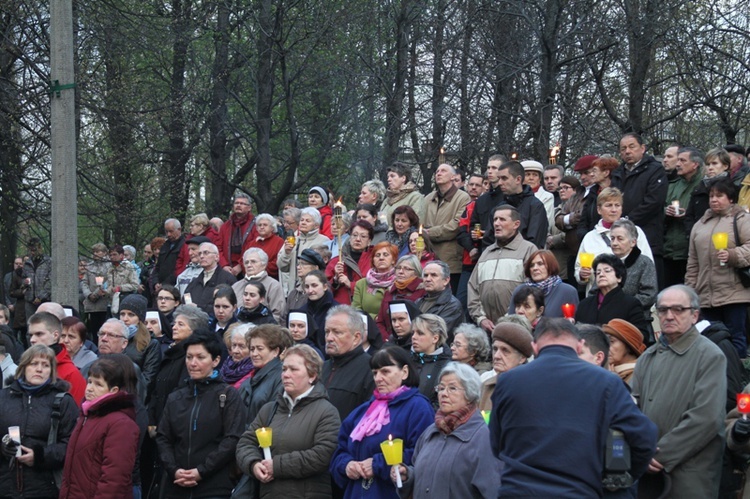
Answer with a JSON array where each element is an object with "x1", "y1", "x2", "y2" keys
[
  {"x1": 612, "y1": 133, "x2": 668, "y2": 288},
  {"x1": 495, "y1": 161, "x2": 548, "y2": 249},
  {"x1": 153, "y1": 218, "x2": 185, "y2": 289},
  {"x1": 470, "y1": 154, "x2": 508, "y2": 253}
]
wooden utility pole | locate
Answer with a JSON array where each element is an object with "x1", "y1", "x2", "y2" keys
[{"x1": 50, "y1": 0, "x2": 79, "y2": 308}]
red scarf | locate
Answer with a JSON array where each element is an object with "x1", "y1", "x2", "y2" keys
[{"x1": 434, "y1": 404, "x2": 476, "y2": 435}]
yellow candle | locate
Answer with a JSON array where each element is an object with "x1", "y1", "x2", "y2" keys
[
  {"x1": 579, "y1": 252, "x2": 595, "y2": 269},
  {"x1": 712, "y1": 232, "x2": 728, "y2": 250},
  {"x1": 380, "y1": 435, "x2": 403, "y2": 465},
  {"x1": 256, "y1": 427, "x2": 273, "y2": 448}
]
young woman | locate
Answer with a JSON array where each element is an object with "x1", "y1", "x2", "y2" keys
[
  {"x1": 301, "y1": 270, "x2": 339, "y2": 340},
  {"x1": 211, "y1": 285, "x2": 238, "y2": 336},
  {"x1": 236, "y1": 281, "x2": 277, "y2": 326},
  {"x1": 59, "y1": 358, "x2": 140, "y2": 498}
]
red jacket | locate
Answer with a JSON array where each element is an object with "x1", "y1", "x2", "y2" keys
[
  {"x1": 218, "y1": 214, "x2": 258, "y2": 269},
  {"x1": 177, "y1": 227, "x2": 222, "y2": 271},
  {"x1": 59, "y1": 391, "x2": 139, "y2": 499},
  {"x1": 318, "y1": 205, "x2": 334, "y2": 239},
  {"x1": 325, "y1": 249, "x2": 372, "y2": 305},
  {"x1": 56, "y1": 346, "x2": 86, "y2": 405},
  {"x1": 459, "y1": 199, "x2": 477, "y2": 266},
  {"x1": 375, "y1": 278, "x2": 426, "y2": 340},
  {"x1": 242, "y1": 233, "x2": 285, "y2": 279}
]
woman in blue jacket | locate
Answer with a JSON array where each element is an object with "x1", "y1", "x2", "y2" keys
[{"x1": 330, "y1": 346, "x2": 433, "y2": 498}]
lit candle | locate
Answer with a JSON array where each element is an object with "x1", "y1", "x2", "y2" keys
[
  {"x1": 712, "y1": 232, "x2": 729, "y2": 266},
  {"x1": 511, "y1": 152, "x2": 518, "y2": 160},
  {"x1": 8, "y1": 426, "x2": 21, "y2": 457},
  {"x1": 256, "y1": 427, "x2": 273, "y2": 460},
  {"x1": 95, "y1": 276, "x2": 103, "y2": 286},
  {"x1": 561, "y1": 303, "x2": 576, "y2": 319},
  {"x1": 481, "y1": 410, "x2": 490, "y2": 425},
  {"x1": 738, "y1": 393, "x2": 750, "y2": 420},
  {"x1": 549, "y1": 144, "x2": 560, "y2": 164},
  {"x1": 439, "y1": 147, "x2": 446, "y2": 165},
  {"x1": 380, "y1": 434, "x2": 404, "y2": 488}
]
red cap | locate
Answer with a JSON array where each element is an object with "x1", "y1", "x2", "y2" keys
[{"x1": 574, "y1": 155, "x2": 599, "y2": 172}]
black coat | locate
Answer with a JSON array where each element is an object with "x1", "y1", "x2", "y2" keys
[
  {"x1": 154, "y1": 235, "x2": 185, "y2": 286},
  {"x1": 156, "y1": 376, "x2": 247, "y2": 499},
  {"x1": 322, "y1": 346, "x2": 375, "y2": 421},
  {"x1": 147, "y1": 341, "x2": 188, "y2": 425},
  {"x1": 238, "y1": 356, "x2": 283, "y2": 424},
  {"x1": 701, "y1": 321, "x2": 745, "y2": 413},
  {"x1": 470, "y1": 185, "x2": 506, "y2": 252},
  {"x1": 416, "y1": 287, "x2": 464, "y2": 343},
  {"x1": 183, "y1": 267, "x2": 237, "y2": 314},
  {"x1": 611, "y1": 155, "x2": 668, "y2": 255},
  {"x1": 236, "y1": 304, "x2": 277, "y2": 326},
  {"x1": 411, "y1": 347, "x2": 452, "y2": 408},
  {"x1": 502, "y1": 185, "x2": 549, "y2": 249},
  {"x1": 574, "y1": 286, "x2": 651, "y2": 341},
  {"x1": 0, "y1": 380, "x2": 79, "y2": 499},
  {"x1": 576, "y1": 185, "x2": 601, "y2": 243}
]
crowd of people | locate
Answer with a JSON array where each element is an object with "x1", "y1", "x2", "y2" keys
[{"x1": 1, "y1": 134, "x2": 750, "y2": 498}]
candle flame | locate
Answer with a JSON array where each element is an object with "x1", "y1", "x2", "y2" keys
[
  {"x1": 511, "y1": 152, "x2": 518, "y2": 160},
  {"x1": 550, "y1": 144, "x2": 560, "y2": 158},
  {"x1": 334, "y1": 197, "x2": 344, "y2": 207},
  {"x1": 440, "y1": 147, "x2": 445, "y2": 155},
  {"x1": 388, "y1": 434, "x2": 393, "y2": 442},
  {"x1": 418, "y1": 225, "x2": 423, "y2": 235}
]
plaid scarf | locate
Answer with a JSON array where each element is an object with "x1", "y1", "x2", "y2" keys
[{"x1": 435, "y1": 404, "x2": 477, "y2": 435}]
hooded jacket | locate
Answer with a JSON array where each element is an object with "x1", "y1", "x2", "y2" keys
[
  {"x1": 502, "y1": 185, "x2": 549, "y2": 249},
  {"x1": 59, "y1": 391, "x2": 139, "y2": 499}
]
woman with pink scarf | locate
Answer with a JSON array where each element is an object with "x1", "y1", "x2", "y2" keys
[
  {"x1": 329, "y1": 346, "x2": 433, "y2": 498},
  {"x1": 352, "y1": 242, "x2": 398, "y2": 320}
]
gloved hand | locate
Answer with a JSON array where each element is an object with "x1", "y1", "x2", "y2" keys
[
  {"x1": 732, "y1": 417, "x2": 750, "y2": 444},
  {"x1": 1, "y1": 435, "x2": 18, "y2": 460}
]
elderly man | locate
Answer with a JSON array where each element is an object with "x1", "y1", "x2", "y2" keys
[
  {"x1": 321, "y1": 305, "x2": 375, "y2": 420},
  {"x1": 726, "y1": 144, "x2": 749, "y2": 185},
  {"x1": 218, "y1": 192, "x2": 258, "y2": 277},
  {"x1": 183, "y1": 242, "x2": 236, "y2": 313},
  {"x1": 232, "y1": 248, "x2": 284, "y2": 323},
  {"x1": 415, "y1": 261, "x2": 463, "y2": 341},
  {"x1": 468, "y1": 206, "x2": 536, "y2": 333},
  {"x1": 423, "y1": 163, "x2": 471, "y2": 291},
  {"x1": 277, "y1": 206, "x2": 330, "y2": 296},
  {"x1": 632, "y1": 285, "x2": 727, "y2": 498},
  {"x1": 27, "y1": 311, "x2": 86, "y2": 403},
  {"x1": 663, "y1": 147, "x2": 704, "y2": 287},
  {"x1": 175, "y1": 236, "x2": 209, "y2": 294},
  {"x1": 490, "y1": 318, "x2": 657, "y2": 497},
  {"x1": 243, "y1": 213, "x2": 284, "y2": 279},
  {"x1": 153, "y1": 218, "x2": 186, "y2": 289}
]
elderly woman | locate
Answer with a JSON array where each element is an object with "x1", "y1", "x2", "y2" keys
[
  {"x1": 188, "y1": 212, "x2": 220, "y2": 244},
  {"x1": 407, "y1": 230, "x2": 436, "y2": 268},
  {"x1": 686, "y1": 147, "x2": 731, "y2": 233},
  {"x1": 393, "y1": 363, "x2": 502, "y2": 498},
  {"x1": 359, "y1": 179, "x2": 386, "y2": 208},
  {"x1": 238, "y1": 324, "x2": 293, "y2": 423},
  {"x1": 575, "y1": 254, "x2": 651, "y2": 340},
  {"x1": 602, "y1": 319, "x2": 645, "y2": 384},
  {"x1": 686, "y1": 179, "x2": 750, "y2": 358},
  {"x1": 61, "y1": 317, "x2": 97, "y2": 369},
  {"x1": 0, "y1": 345, "x2": 79, "y2": 498},
  {"x1": 508, "y1": 250, "x2": 578, "y2": 318},
  {"x1": 147, "y1": 305, "x2": 209, "y2": 433},
  {"x1": 356, "y1": 204, "x2": 388, "y2": 245},
  {"x1": 220, "y1": 323, "x2": 254, "y2": 389},
  {"x1": 330, "y1": 346, "x2": 434, "y2": 498},
  {"x1": 479, "y1": 321, "x2": 534, "y2": 411},
  {"x1": 156, "y1": 330, "x2": 246, "y2": 498},
  {"x1": 236, "y1": 344, "x2": 341, "y2": 498},
  {"x1": 232, "y1": 248, "x2": 285, "y2": 323},
  {"x1": 376, "y1": 255, "x2": 426, "y2": 339},
  {"x1": 552, "y1": 176, "x2": 586, "y2": 283},
  {"x1": 353, "y1": 242, "x2": 398, "y2": 320},
  {"x1": 277, "y1": 206, "x2": 331, "y2": 296},
  {"x1": 410, "y1": 314, "x2": 452, "y2": 407},
  {"x1": 385, "y1": 205, "x2": 420, "y2": 257},
  {"x1": 450, "y1": 323, "x2": 491, "y2": 375},
  {"x1": 326, "y1": 220, "x2": 374, "y2": 305},
  {"x1": 575, "y1": 187, "x2": 653, "y2": 287},
  {"x1": 243, "y1": 213, "x2": 285, "y2": 279},
  {"x1": 381, "y1": 162, "x2": 425, "y2": 224}
]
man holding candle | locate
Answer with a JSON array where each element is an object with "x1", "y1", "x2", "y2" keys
[
  {"x1": 631, "y1": 285, "x2": 727, "y2": 498},
  {"x1": 663, "y1": 146, "x2": 704, "y2": 287}
]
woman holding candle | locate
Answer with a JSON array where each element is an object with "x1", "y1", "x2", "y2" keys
[
  {"x1": 278, "y1": 207, "x2": 332, "y2": 297},
  {"x1": 0, "y1": 345, "x2": 79, "y2": 498},
  {"x1": 450, "y1": 324, "x2": 491, "y2": 375},
  {"x1": 156, "y1": 330, "x2": 246, "y2": 498},
  {"x1": 574, "y1": 254, "x2": 651, "y2": 341},
  {"x1": 602, "y1": 319, "x2": 645, "y2": 384},
  {"x1": 410, "y1": 314, "x2": 452, "y2": 407},
  {"x1": 330, "y1": 346, "x2": 433, "y2": 499},
  {"x1": 59, "y1": 358, "x2": 140, "y2": 498},
  {"x1": 574, "y1": 187, "x2": 653, "y2": 287},
  {"x1": 392, "y1": 362, "x2": 501, "y2": 498},
  {"x1": 385, "y1": 205, "x2": 420, "y2": 257},
  {"x1": 376, "y1": 255, "x2": 426, "y2": 340},
  {"x1": 353, "y1": 242, "x2": 398, "y2": 320},
  {"x1": 326, "y1": 220, "x2": 374, "y2": 305},
  {"x1": 686, "y1": 179, "x2": 750, "y2": 358},
  {"x1": 236, "y1": 344, "x2": 341, "y2": 498},
  {"x1": 407, "y1": 230, "x2": 436, "y2": 268},
  {"x1": 508, "y1": 250, "x2": 578, "y2": 318}
]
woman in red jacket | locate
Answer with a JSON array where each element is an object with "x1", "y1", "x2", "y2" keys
[{"x1": 59, "y1": 357, "x2": 140, "y2": 499}]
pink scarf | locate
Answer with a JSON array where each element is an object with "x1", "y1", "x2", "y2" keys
[
  {"x1": 366, "y1": 268, "x2": 396, "y2": 294},
  {"x1": 350, "y1": 385, "x2": 409, "y2": 441},
  {"x1": 82, "y1": 391, "x2": 118, "y2": 416}
]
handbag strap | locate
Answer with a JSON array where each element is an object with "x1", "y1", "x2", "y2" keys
[
  {"x1": 48, "y1": 392, "x2": 68, "y2": 446},
  {"x1": 734, "y1": 213, "x2": 741, "y2": 246}
]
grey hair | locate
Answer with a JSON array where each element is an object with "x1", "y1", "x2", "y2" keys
[
  {"x1": 174, "y1": 304, "x2": 210, "y2": 331},
  {"x1": 424, "y1": 260, "x2": 450, "y2": 280},
  {"x1": 438, "y1": 362, "x2": 482, "y2": 405},
  {"x1": 300, "y1": 207, "x2": 322, "y2": 227},
  {"x1": 396, "y1": 254, "x2": 422, "y2": 278},
  {"x1": 101, "y1": 318, "x2": 128, "y2": 338},
  {"x1": 413, "y1": 314, "x2": 448, "y2": 347},
  {"x1": 543, "y1": 164, "x2": 564, "y2": 177},
  {"x1": 326, "y1": 305, "x2": 364, "y2": 338},
  {"x1": 123, "y1": 245, "x2": 136, "y2": 259},
  {"x1": 453, "y1": 323, "x2": 490, "y2": 362},
  {"x1": 256, "y1": 213, "x2": 278, "y2": 231},
  {"x1": 283, "y1": 207, "x2": 302, "y2": 223},
  {"x1": 190, "y1": 213, "x2": 209, "y2": 227},
  {"x1": 657, "y1": 285, "x2": 700, "y2": 310},
  {"x1": 610, "y1": 219, "x2": 638, "y2": 243},
  {"x1": 234, "y1": 192, "x2": 252, "y2": 204},
  {"x1": 243, "y1": 247, "x2": 269, "y2": 266},
  {"x1": 165, "y1": 218, "x2": 181, "y2": 230},
  {"x1": 362, "y1": 179, "x2": 386, "y2": 203},
  {"x1": 677, "y1": 146, "x2": 705, "y2": 168},
  {"x1": 199, "y1": 242, "x2": 219, "y2": 254},
  {"x1": 229, "y1": 322, "x2": 254, "y2": 342}
]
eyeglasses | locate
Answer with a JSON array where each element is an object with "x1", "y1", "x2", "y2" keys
[
  {"x1": 97, "y1": 331, "x2": 127, "y2": 340},
  {"x1": 558, "y1": 185, "x2": 573, "y2": 191},
  {"x1": 656, "y1": 305, "x2": 695, "y2": 316},
  {"x1": 435, "y1": 384, "x2": 465, "y2": 395},
  {"x1": 450, "y1": 342, "x2": 465, "y2": 349},
  {"x1": 157, "y1": 296, "x2": 175, "y2": 302},
  {"x1": 594, "y1": 268, "x2": 615, "y2": 276},
  {"x1": 395, "y1": 265, "x2": 416, "y2": 273}
]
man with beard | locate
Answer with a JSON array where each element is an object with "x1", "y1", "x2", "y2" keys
[{"x1": 218, "y1": 192, "x2": 258, "y2": 278}]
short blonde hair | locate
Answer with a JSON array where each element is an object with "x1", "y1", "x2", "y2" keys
[
  {"x1": 281, "y1": 344, "x2": 323, "y2": 380},
  {"x1": 15, "y1": 344, "x2": 57, "y2": 382}
]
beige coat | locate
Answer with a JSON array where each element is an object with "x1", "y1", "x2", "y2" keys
[
  {"x1": 423, "y1": 185, "x2": 470, "y2": 274},
  {"x1": 685, "y1": 204, "x2": 750, "y2": 308}
]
